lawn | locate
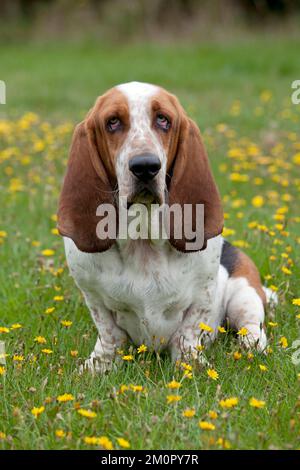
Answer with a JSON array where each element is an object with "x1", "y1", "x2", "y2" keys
[{"x1": 0, "y1": 38, "x2": 300, "y2": 450}]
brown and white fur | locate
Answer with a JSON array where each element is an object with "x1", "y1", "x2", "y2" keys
[{"x1": 58, "y1": 81, "x2": 269, "y2": 373}]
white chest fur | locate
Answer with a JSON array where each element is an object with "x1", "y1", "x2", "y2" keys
[{"x1": 64, "y1": 236, "x2": 222, "y2": 348}]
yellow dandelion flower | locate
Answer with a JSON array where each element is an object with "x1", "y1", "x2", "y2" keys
[
  {"x1": 166, "y1": 395, "x2": 182, "y2": 404},
  {"x1": 41, "y1": 349, "x2": 53, "y2": 355},
  {"x1": 130, "y1": 385, "x2": 144, "y2": 392},
  {"x1": 281, "y1": 266, "x2": 292, "y2": 275},
  {"x1": 199, "y1": 421, "x2": 215, "y2": 431},
  {"x1": 60, "y1": 320, "x2": 72, "y2": 327},
  {"x1": 217, "y1": 437, "x2": 231, "y2": 449},
  {"x1": 199, "y1": 322, "x2": 214, "y2": 333},
  {"x1": 218, "y1": 326, "x2": 226, "y2": 333},
  {"x1": 0, "y1": 366, "x2": 6, "y2": 375},
  {"x1": 237, "y1": 327, "x2": 248, "y2": 336},
  {"x1": 292, "y1": 298, "x2": 300, "y2": 306},
  {"x1": 70, "y1": 350, "x2": 78, "y2": 357},
  {"x1": 41, "y1": 249, "x2": 55, "y2": 257},
  {"x1": 207, "y1": 368, "x2": 219, "y2": 380},
  {"x1": 57, "y1": 393, "x2": 74, "y2": 403},
  {"x1": 167, "y1": 380, "x2": 181, "y2": 389},
  {"x1": 11, "y1": 323, "x2": 22, "y2": 329},
  {"x1": 137, "y1": 344, "x2": 147, "y2": 354},
  {"x1": 259, "y1": 364, "x2": 267, "y2": 372},
  {"x1": 122, "y1": 355, "x2": 134, "y2": 361},
  {"x1": 219, "y1": 397, "x2": 239, "y2": 408},
  {"x1": 183, "y1": 408, "x2": 196, "y2": 418},
  {"x1": 233, "y1": 351, "x2": 242, "y2": 360},
  {"x1": 249, "y1": 397, "x2": 266, "y2": 408},
  {"x1": 13, "y1": 355, "x2": 24, "y2": 361},
  {"x1": 77, "y1": 409, "x2": 97, "y2": 419},
  {"x1": 251, "y1": 196, "x2": 264, "y2": 208},
  {"x1": 34, "y1": 336, "x2": 47, "y2": 344},
  {"x1": 45, "y1": 307, "x2": 55, "y2": 314},
  {"x1": 55, "y1": 429, "x2": 66, "y2": 438},
  {"x1": 0, "y1": 327, "x2": 10, "y2": 334},
  {"x1": 208, "y1": 410, "x2": 218, "y2": 420},
  {"x1": 279, "y1": 336, "x2": 288, "y2": 348},
  {"x1": 117, "y1": 437, "x2": 130, "y2": 449},
  {"x1": 31, "y1": 406, "x2": 45, "y2": 418},
  {"x1": 0, "y1": 432, "x2": 6, "y2": 440},
  {"x1": 53, "y1": 295, "x2": 64, "y2": 301},
  {"x1": 97, "y1": 436, "x2": 114, "y2": 450},
  {"x1": 51, "y1": 228, "x2": 59, "y2": 235}
]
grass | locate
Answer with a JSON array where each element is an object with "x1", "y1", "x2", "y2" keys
[{"x1": 0, "y1": 38, "x2": 300, "y2": 450}]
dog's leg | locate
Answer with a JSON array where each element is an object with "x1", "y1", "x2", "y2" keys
[
  {"x1": 82, "y1": 305, "x2": 128, "y2": 374},
  {"x1": 169, "y1": 306, "x2": 219, "y2": 364},
  {"x1": 225, "y1": 279, "x2": 267, "y2": 351}
]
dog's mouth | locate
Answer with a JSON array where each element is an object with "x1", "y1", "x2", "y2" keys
[{"x1": 127, "y1": 186, "x2": 163, "y2": 209}]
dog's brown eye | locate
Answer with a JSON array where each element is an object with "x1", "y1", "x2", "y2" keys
[
  {"x1": 156, "y1": 114, "x2": 170, "y2": 131},
  {"x1": 107, "y1": 117, "x2": 121, "y2": 132}
]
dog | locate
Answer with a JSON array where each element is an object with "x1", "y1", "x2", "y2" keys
[{"x1": 58, "y1": 81, "x2": 268, "y2": 373}]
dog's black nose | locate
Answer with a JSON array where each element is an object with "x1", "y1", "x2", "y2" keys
[{"x1": 129, "y1": 154, "x2": 161, "y2": 182}]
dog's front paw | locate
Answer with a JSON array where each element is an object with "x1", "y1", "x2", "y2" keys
[{"x1": 79, "y1": 355, "x2": 114, "y2": 375}]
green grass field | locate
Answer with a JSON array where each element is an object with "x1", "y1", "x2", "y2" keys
[{"x1": 1, "y1": 38, "x2": 300, "y2": 450}]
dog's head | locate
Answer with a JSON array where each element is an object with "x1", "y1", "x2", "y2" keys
[{"x1": 57, "y1": 82, "x2": 223, "y2": 252}]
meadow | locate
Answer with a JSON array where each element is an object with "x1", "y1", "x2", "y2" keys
[{"x1": 0, "y1": 38, "x2": 300, "y2": 450}]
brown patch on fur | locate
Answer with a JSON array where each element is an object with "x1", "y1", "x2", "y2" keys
[
  {"x1": 57, "y1": 88, "x2": 130, "y2": 253},
  {"x1": 232, "y1": 250, "x2": 266, "y2": 305},
  {"x1": 151, "y1": 89, "x2": 224, "y2": 252}
]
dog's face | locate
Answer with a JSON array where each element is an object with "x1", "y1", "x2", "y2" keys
[
  {"x1": 88, "y1": 82, "x2": 182, "y2": 207},
  {"x1": 57, "y1": 82, "x2": 223, "y2": 253}
]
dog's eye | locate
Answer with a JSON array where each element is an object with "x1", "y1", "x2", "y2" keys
[
  {"x1": 156, "y1": 114, "x2": 170, "y2": 131},
  {"x1": 107, "y1": 117, "x2": 121, "y2": 132}
]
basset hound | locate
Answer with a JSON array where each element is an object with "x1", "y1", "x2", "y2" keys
[{"x1": 58, "y1": 81, "x2": 269, "y2": 373}]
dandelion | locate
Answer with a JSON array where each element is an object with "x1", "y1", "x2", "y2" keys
[
  {"x1": 0, "y1": 327, "x2": 10, "y2": 334},
  {"x1": 137, "y1": 344, "x2": 147, "y2": 354},
  {"x1": 218, "y1": 326, "x2": 226, "y2": 333},
  {"x1": 251, "y1": 196, "x2": 264, "y2": 208},
  {"x1": 268, "y1": 321, "x2": 278, "y2": 327},
  {"x1": 31, "y1": 406, "x2": 45, "y2": 418},
  {"x1": 122, "y1": 355, "x2": 134, "y2": 361},
  {"x1": 292, "y1": 298, "x2": 300, "y2": 306},
  {"x1": 130, "y1": 385, "x2": 144, "y2": 393},
  {"x1": 166, "y1": 395, "x2": 182, "y2": 404},
  {"x1": 259, "y1": 364, "x2": 267, "y2": 372},
  {"x1": 208, "y1": 410, "x2": 218, "y2": 420},
  {"x1": 60, "y1": 320, "x2": 72, "y2": 327},
  {"x1": 55, "y1": 429, "x2": 66, "y2": 438},
  {"x1": 233, "y1": 351, "x2": 242, "y2": 360},
  {"x1": 167, "y1": 380, "x2": 181, "y2": 389},
  {"x1": 217, "y1": 437, "x2": 231, "y2": 449},
  {"x1": 70, "y1": 350, "x2": 78, "y2": 357},
  {"x1": 237, "y1": 327, "x2": 248, "y2": 336},
  {"x1": 77, "y1": 409, "x2": 97, "y2": 419},
  {"x1": 98, "y1": 437, "x2": 114, "y2": 450},
  {"x1": 11, "y1": 323, "x2": 22, "y2": 329},
  {"x1": 279, "y1": 336, "x2": 288, "y2": 348},
  {"x1": 53, "y1": 295, "x2": 64, "y2": 301},
  {"x1": 41, "y1": 249, "x2": 55, "y2": 257},
  {"x1": 117, "y1": 437, "x2": 130, "y2": 449},
  {"x1": 199, "y1": 322, "x2": 214, "y2": 333},
  {"x1": 45, "y1": 307, "x2": 55, "y2": 314},
  {"x1": 182, "y1": 408, "x2": 196, "y2": 418},
  {"x1": 0, "y1": 432, "x2": 6, "y2": 440},
  {"x1": 57, "y1": 393, "x2": 74, "y2": 403},
  {"x1": 249, "y1": 397, "x2": 266, "y2": 408},
  {"x1": 207, "y1": 368, "x2": 219, "y2": 380},
  {"x1": 281, "y1": 266, "x2": 292, "y2": 275},
  {"x1": 219, "y1": 397, "x2": 239, "y2": 409},
  {"x1": 34, "y1": 336, "x2": 47, "y2": 344},
  {"x1": 13, "y1": 355, "x2": 24, "y2": 361},
  {"x1": 41, "y1": 349, "x2": 53, "y2": 355},
  {"x1": 0, "y1": 366, "x2": 6, "y2": 376},
  {"x1": 199, "y1": 421, "x2": 215, "y2": 431}
]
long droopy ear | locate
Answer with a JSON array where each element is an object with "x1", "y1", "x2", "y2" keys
[
  {"x1": 57, "y1": 113, "x2": 116, "y2": 253},
  {"x1": 168, "y1": 117, "x2": 223, "y2": 252}
]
